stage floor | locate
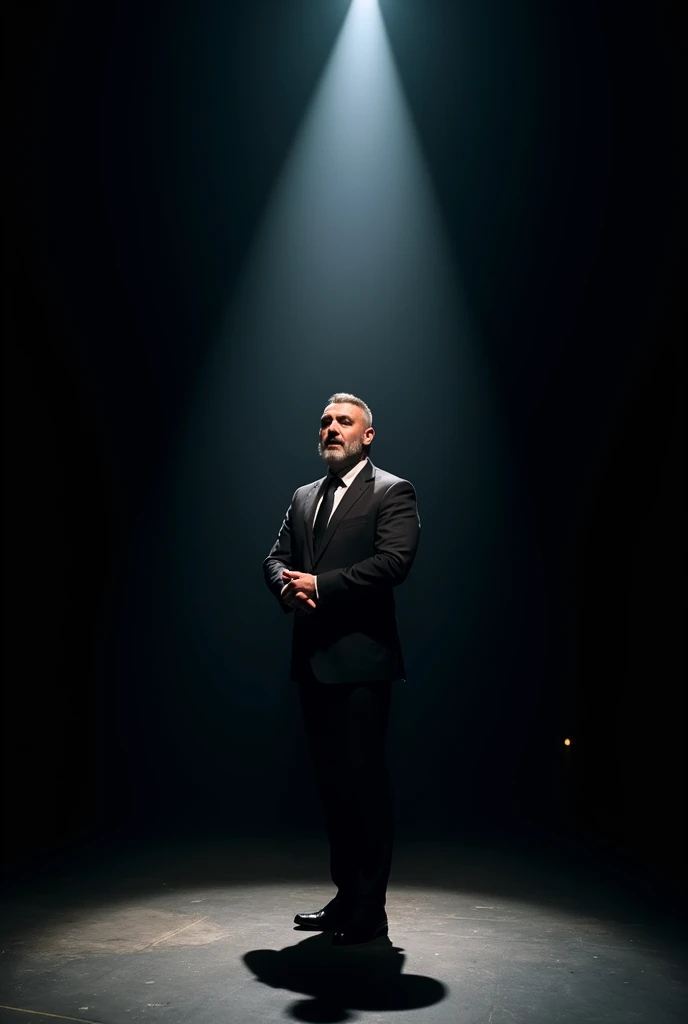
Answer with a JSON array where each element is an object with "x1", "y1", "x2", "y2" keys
[{"x1": 0, "y1": 835, "x2": 685, "y2": 1023}]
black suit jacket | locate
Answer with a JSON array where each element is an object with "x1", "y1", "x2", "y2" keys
[{"x1": 263, "y1": 459, "x2": 420, "y2": 684}]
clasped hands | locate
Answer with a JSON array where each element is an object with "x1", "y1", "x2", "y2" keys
[{"x1": 280, "y1": 570, "x2": 317, "y2": 614}]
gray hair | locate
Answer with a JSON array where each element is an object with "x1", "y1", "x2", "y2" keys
[{"x1": 325, "y1": 392, "x2": 373, "y2": 428}]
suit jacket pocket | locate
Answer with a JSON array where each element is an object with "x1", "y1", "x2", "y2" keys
[{"x1": 338, "y1": 515, "x2": 369, "y2": 530}]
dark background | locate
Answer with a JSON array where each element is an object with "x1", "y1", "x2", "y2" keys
[{"x1": 3, "y1": 1, "x2": 684, "y2": 882}]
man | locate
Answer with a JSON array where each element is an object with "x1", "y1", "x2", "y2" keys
[{"x1": 263, "y1": 392, "x2": 420, "y2": 946}]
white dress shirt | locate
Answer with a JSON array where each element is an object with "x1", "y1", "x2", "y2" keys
[{"x1": 313, "y1": 457, "x2": 369, "y2": 597}]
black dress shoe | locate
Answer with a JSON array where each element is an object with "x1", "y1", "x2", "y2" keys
[
  {"x1": 332, "y1": 912, "x2": 388, "y2": 946},
  {"x1": 294, "y1": 897, "x2": 349, "y2": 930}
]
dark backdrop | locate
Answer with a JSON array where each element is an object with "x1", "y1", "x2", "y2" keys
[{"x1": 4, "y1": 1, "x2": 684, "y2": 880}]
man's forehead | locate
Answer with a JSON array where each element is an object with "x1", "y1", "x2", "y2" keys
[{"x1": 321, "y1": 403, "x2": 361, "y2": 420}]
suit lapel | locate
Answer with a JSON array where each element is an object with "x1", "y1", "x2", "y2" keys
[
  {"x1": 312, "y1": 460, "x2": 376, "y2": 570},
  {"x1": 303, "y1": 478, "x2": 325, "y2": 568}
]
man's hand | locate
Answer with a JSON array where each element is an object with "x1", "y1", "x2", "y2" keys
[
  {"x1": 281, "y1": 570, "x2": 317, "y2": 614},
  {"x1": 282, "y1": 570, "x2": 316, "y2": 598}
]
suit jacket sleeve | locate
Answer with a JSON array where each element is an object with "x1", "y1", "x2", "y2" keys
[
  {"x1": 263, "y1": 490, "x2": 298, "y2": 614},
  {"x1": 315, "y1": 479, "x2": 420, "y2": 604}
]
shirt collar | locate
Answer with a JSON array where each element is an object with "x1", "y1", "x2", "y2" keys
[{"x1": 332, "y1": 457, "x2": 368, "y2": 489}]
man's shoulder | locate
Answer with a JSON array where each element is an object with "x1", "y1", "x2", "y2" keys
[
  {"x1": 373, "y1": 466, "x2": 410, "y2": 487},
  {"x1": 293, "y1": 476, "x2": 324, "y2": 500},
  {"x1": 371, "y1": 464, "x2": 415, "y2": 493}
]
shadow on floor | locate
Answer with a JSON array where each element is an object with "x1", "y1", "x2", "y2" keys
[{"x1": 243, "y1": 929, "x2": 447, "y2": 1023}]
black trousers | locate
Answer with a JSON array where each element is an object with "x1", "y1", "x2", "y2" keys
[{"x1": 299, "y1": 671, "x2": 394, "y2": 914}]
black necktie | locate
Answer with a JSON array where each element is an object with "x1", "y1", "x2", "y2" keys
[{"x1": 313, "y1": 474, "x2": 342, "y2": 555}]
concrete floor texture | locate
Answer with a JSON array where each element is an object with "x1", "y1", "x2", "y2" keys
[{"x1": 0, "y1": 835, "x2": 685, "y2": 1024}]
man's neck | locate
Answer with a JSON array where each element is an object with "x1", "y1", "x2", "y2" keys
[{"x1": 329, "y1": 453, "x2": 367, "y2": 478}]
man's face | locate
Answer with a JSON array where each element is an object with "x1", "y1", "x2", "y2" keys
[{"x1": 317, "y1": 403, "x2": 374, "y2": 467}]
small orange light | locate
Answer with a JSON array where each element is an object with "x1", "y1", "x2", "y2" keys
[{"x1": 564, "y1": 738, "x2": 571, "y2": 746}]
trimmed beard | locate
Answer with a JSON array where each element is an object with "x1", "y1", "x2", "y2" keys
[{"x1": 317, "y1": 436, "x2": 366, "y2": 465}]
